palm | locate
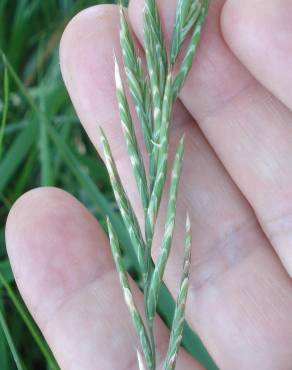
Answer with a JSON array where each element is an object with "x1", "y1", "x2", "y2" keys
[{"x1": 6, "y1": 0, "x2": 292, "y2": 369}]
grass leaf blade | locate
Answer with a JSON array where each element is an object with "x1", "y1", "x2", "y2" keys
[
  {"x1": 0, "y1": 309, "x2": 25, "y2": 370},
  {"x1": 0, "y1": 66, "x2": 9, "y2": 160},
  {"x1": 39, "y1": 81, "x2": 53, "y2": 186},
  {"x1": 0, "y1": 272, "x2": 59, "y2": 370},
  {"x1": 0, "y1": 120, "x2": 37, "y2": 193}
]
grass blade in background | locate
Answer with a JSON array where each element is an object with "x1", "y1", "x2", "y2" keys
[
  {"x1": 0, "y1": 260, "x2": 13, "y2": 284},
  {"x1": 0, "y1": 309, "x2": 25, "y2": 370},
  {"x1": 39, "y1": 79, "x2": 53, "y2": 187},
  {"x1": 0, "y1": 67, "x2": 9, "y2": 160},
  {"x1": 0, "y1": 271, "x2": 59, "y2": 370},
  {"x1": 0, "y1": 295, "x2": 9, "y2": 370},
  {"x1": 0, "y1": 120, "x2": 38, "y2": 193}
]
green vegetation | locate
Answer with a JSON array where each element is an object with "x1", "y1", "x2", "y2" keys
[{"x1": 0, "y1": 1, "x2": 216, "y2": 369}]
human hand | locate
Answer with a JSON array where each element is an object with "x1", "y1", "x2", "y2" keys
[{"x1": 5, "y1": 1, "x2": 292, "y2": 369}]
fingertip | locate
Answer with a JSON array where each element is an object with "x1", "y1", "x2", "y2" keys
[
  {"x1": 222, "y1": 0, "x2": 292, "y2": 48},
  {"x1": 60, "y1": 4, "x2": 117, "y2": 84},
  {"x1": 59, "y1": 4, "x2": 120, "y2": 148},
  {"x1": 6, "y1": 187, "x2": 68, "y2": 256},
  {"x1": 5, "y1": 187, "x2": 109, "y2": 324},
  {"x1": 222, "y1": 0, "x2": 292, "y2": 110},
  {"x1": 221, "y1": 0, "x2": 249, "y2": 52}
]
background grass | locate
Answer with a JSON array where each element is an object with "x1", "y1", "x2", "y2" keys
[{"x1": 0, "y1": 1, "x2": 217, "y2": 369}]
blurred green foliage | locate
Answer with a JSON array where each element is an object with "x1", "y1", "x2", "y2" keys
[{"x1": 0, "y1": 1, "x2": 216, "y2": 369}]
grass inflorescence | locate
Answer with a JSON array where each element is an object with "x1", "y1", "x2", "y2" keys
[{"x1": 101, "y1": 1, "x2": 210, "y2": 369}]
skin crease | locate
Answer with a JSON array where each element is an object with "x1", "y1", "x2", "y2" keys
[{"x1": 4, "y1": 0, "x2": 292, "y2": 369}]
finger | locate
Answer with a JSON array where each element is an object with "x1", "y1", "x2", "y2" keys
[
  {"x1": 60, "y1": 4, "x2": 292, "y2": 369},
  {"x1": 222, "y1": 0, "x2": 292, "y2": 112},
  {"x1": 221, "y1": 0, "x2": 292, "y2": 275},
  {"x1": 5, "y1": 188, "x2": 200, "y2": 370},
  {"x1": 130, "y1": 0, "x2": 292, "y2": 277}
]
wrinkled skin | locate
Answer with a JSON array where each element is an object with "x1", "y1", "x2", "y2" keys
[{"x1": 5, "y1": 1, "x2": 292, "y2": 369}]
